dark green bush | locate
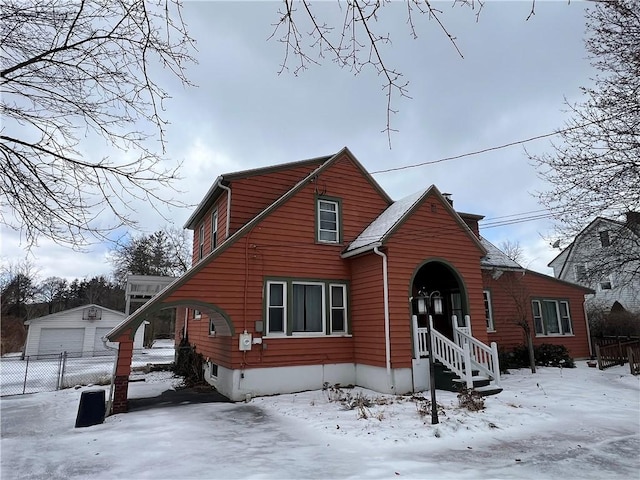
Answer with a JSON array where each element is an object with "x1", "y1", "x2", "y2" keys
[{"x1": 499, "y1": 343, "x2": 575, "y2": 372}]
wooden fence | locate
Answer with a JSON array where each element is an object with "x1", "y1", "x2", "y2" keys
[{"x1": 593, "y1": 336, "x2": 640, "y2": 373}]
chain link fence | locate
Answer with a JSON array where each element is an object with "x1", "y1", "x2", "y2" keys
[{"x1": 1, "y1": 346, "x2": 175, "y2": 396}]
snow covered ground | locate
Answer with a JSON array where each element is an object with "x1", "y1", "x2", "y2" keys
[{"x1": 1, "y1": 362, "x2": 638, "y2": 479}]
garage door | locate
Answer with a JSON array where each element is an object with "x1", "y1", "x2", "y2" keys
[
  {"x1": 38, "y1": 328, "x2": 85, "y2": 358},
  {"x1": 93, "y1": 328, "x2": 117, "y2": 356}
]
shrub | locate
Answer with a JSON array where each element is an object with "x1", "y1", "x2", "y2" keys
[
  {"x1": 499, "y1": 343, "x2": 575, "y2": 371},
  {"x1": 457, "y1": 387, "x2": 485, "y2": 411},
  {"x1": 173, "y1": 337, "x2": 205, "y2": 386}
]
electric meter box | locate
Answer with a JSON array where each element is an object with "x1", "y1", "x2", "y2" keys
[{"x1": 239, "y1": 332, "x2": 252, "y2": 351}]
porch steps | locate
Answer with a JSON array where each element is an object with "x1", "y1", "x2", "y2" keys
[{"x1": 434, "y1": 362, "x2": 502, "y2": 396}]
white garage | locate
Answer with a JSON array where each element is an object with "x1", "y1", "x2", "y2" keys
[{"x1": 23, "y1": 304, "x2": 145, "y2": 358}]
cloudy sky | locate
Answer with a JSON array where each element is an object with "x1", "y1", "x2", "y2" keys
[{"x1": 2, "y1": 0, "x2": 595, "y2": 282}]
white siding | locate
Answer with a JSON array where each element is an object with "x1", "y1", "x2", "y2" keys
[
  {"x1": 38, "y1": 328, "x2": 84, "y2": 357},
  {"x1": 23, "y1": 305, "x2": 146, "y2": 357}
]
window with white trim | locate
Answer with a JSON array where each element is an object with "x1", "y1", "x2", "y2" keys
[
  {"x1": 574, "y1": 264, "x2": 587, "y2": 283},
  {"x1": 532, "y1": 299, "x2": 573, "y2": 336},
  {"x1": 483, "y1": 290, "x2": 494, "y2": 332},
  {"x1": 265, "y1": 280, "x2": 349, "y2": 336},
  {"x1": 193, "y1": 309, "x2": 201, "y2": 319},
  {"x1": 599, "y1": 276, "x2": 613, "y2": 290},
  {"x1": 292, "y1": 282, "x2": 325, "y2": 333},
  {"x1": 198, "y1": 224, "x2": 205, "y2": 260},
  {"x1": 330, "y1": 284, "x2": 347, "y2": 334},
  {"x1": 211, "y1": 210, "x2": 218, "y2": 250},
  {"x1": 317, "y1": 199, "x2": 340, "y2": 243},
  {"x1": 266, "y1": 281, "x2": 286, "y2": 335}
]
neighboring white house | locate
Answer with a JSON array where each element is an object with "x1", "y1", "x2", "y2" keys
[
  {"x1": 23, "y1": 304, "x2": 146, "y2": 358},
  {"x1": 548, "y1": 213, "x2": 640, "y2": 313}
]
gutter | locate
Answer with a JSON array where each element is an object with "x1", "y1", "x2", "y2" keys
[
  {"x1": 373, "y1": 246, "x2": 392, "y2": 390},
  {"x1": 340, "y1": 242, "x2": 382, "y2": 259}
]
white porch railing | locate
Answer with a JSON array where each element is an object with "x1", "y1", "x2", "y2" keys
[
  {"x1": 452, "y1": 318, "x2": 501, "y2": 387},
  {"x1": 414, "y1": 315, "x2": 500, "y2": 388}
]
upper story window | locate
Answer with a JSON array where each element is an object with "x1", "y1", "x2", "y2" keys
[
  {"x1": 574, "y1": 264, "x2": 587, "y2": 283},
  {"x1": 265, "y1": 279, "x2": 349, "y2": 336},
  {"x1": 483, "y1": 290, "x2": 494, "y2": 332},
  {"x1": 211, "y1": 210, "x2": 218, "y2": 250},
  {"x1": 532, "y1": 299, "x2": 572, "y2": 336},
  {"x1": 317, "y1": 197, "x2": 341, "y2": 243},
  {"x1": 599, "y1": 276, "x2": 613, "y2": 290},
  {"x1": 198, "y1": 224, "x2": 205, "y2": 260},
  {"x1": 599, "y1": 230, "x2": 611, "y2": 247}
]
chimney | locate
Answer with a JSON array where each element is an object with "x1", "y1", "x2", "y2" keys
[
  {"x1": 626, "y1": 211, "x2": 640, "y2": 234},
  {"x1": 442, "y1": 193, "x2": 453, "y2": 207}
]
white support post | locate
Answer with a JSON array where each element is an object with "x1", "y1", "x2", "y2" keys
[
  {"x1": 412, "y1": 314, "x2": 420, "y2": 364},
  {"x1": 490, "y1": 341, "x2": 501, "y2": 387},
  {"x1": 463, "y1": 343, "x2": 473, "y2": 389}
]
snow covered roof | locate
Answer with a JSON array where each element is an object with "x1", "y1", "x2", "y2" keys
[
  {"x1": 345, "y1": 189, "x2": 427, "y2": 253},
  {"x1": 479, "y1": 237, "x2": 523, "y2": 270}
]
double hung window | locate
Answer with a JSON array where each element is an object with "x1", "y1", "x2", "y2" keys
[
  {"x1": 317, "y1": 198, "x2": 340, "y2": 243},
  {"x1": 532, "y1": 299, "x2": 572, "y2": 336}
]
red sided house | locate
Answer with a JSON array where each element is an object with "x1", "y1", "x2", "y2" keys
[{"x1": 107, "y1": 148, "x2": 592, "y2": 412}]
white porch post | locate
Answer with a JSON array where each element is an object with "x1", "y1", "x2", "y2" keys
[
  {"x1": 463, "y1": 343, "x2": 473, "y2": 389},
  {"x1": 490, "y1": 341, "x2": 501, "y2": 387},
  {"x1": 412, "y1": 314, "x2": 420, "y2": 364}
]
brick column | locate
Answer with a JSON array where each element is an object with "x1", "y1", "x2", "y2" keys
[{"x1": 112, "y1": 332, "x2": 134, "y2": 414}]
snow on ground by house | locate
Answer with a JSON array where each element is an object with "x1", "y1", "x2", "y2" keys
[{"x1": 1, "y1": 362, "x2": 638, "y2": 480}]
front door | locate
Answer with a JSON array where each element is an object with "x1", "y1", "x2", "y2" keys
[{"x1": 451, "y1": 293, "x2": 471, "y2": 336}]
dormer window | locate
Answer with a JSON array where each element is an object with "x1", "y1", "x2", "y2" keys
[
  {"x1": 317, "y1": 197, "x2": 341, "y2": 243},
  {"x1": 599, "y1": 230, "x2": 610, "y2": 247}
]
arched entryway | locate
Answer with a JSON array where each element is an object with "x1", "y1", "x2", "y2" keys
[{"x1": 410, "y1": 260, "x2": 469, "y2": 340}]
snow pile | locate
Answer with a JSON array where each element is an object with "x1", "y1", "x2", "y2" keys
[{"x1": 1, "y1": 362, "x2": 638, "y2": 479}]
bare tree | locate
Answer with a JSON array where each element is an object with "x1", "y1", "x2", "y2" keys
[
  {"x1": 37, "y1": 276, "x2": 69, "y2": 314},
  {"x1": 109, "y1": 226, "x2": 190, "y2": 286},
  {"x1": 496, "y1": 270, "x2": 536, "y2": 373},
  {"x1": 1, "y1": 0, "x2": 196, "y2": 249},
  {"x1": 270, "y1": 0, "x2": 490, "y2": 142},
  {"x1": 531, "y1": 0, "x2": 640, "y2": 281},
  {"x1": 499, "y1": 239, "x2": 525, "y2": 265}
]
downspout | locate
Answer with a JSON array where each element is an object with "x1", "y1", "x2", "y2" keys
[
  {"x1": 373, "y1": 247, "x2": 392, "y2": 390},
  {"x1": 218, "y1": 182, "x2": 231, "y2": 238}
]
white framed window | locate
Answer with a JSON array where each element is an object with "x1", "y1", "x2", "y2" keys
[
  {"x1": 532, "y1": 299, "x2": 573, "y2": 336},
  {"x1": 317, "y1": 198, "x2": 340, "y2": 243},
  {"x1": 208, "y1": 361, "x2": 218, "y2": 378},
  {"x1": 599, "y1": 276, "x2": 613, "y2": 290},
  {"x1": 265, "y1": 279, "x2": 349, "y2": 336},
  {"x1": 483, "y1": 290, "x2": 494, "y2": 332},
  {"x1": 574, "y1": 264, "x2": 587, "y2": 283},
  {"x1": 329, "y1": 284, "x2": 347, "y2": 334},
  {"x1": 211, "y1": 210, "x2": 218, "y2": 250},
  {"x1": 266, "y1": 281, "x2": 286, "y2": 335},
  {"x1": 193, "y1": 309, "x2": 201, "y2": 320},
  {"x1": 599, "y1": 230, "x2": 611, "y2": 247},
  {"x1": 198, "y1": 224, "x2": 205, "y2": 260},
  {"x1": 292, "y1": 282, "x2": 325, "y2": 334}
]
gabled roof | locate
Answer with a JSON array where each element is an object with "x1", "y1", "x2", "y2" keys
[
  {"x1": 107, "y1": 147, "x2": 390, "y2": 340},
  {"x1": 342, "y1": 185, "x2": 487, "y2": 257},
  {"x1": 546, "y1": 216, "x2": 633, "y2": 279},
  {"x1": 184, "y1": 150, "x2": 392, "y2": 229},
  {"x1": 25, "y1": 304, "x2": 125, "y2": 325},
  {"x1": 479, "y1": 237, "x2": 523, "y2": 271}
]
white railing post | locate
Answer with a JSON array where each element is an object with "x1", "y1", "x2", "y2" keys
[
  {"x1": 412, "y1": 314, "x2": 420, "y2": 364},
  {"x1": 463, "y1": 343, "x2": 473, "y2": 388},
  {"x1": 491, "y1": 342, "x2": 501, "y2": 387}
]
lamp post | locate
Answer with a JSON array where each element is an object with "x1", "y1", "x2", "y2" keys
[{"x1": 416, "y1": 289, "x2": 443, "y2": 425}]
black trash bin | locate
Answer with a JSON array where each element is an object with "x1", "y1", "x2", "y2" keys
[{"x1": 75, "y1": 389, "x2": 106, "y2": 428}]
